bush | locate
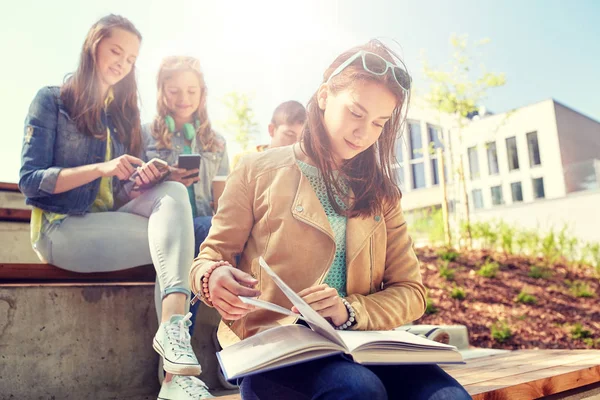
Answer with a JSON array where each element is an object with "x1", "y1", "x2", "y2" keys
[
  {"x1": 477, "y1": 261, "x2": 500, "y2": 278},
  {"x1": 515, "y1": 290, "x2": 537, "y2": 304},
  {"x1": 491, "y1": 320, "x2": 512, "y2": 343},
  {"x1": 571, "y1": 323, "x2": 592, "y2": 340},
  {"x1": 439, "y1": 261, "x2": 455, "y2": 281},
  {"x1": 450, "y1": 286, "x2": 466, "y2": 300},
  {"x1": 565, "y1": 280, "x2": 595, "y2": 298},
  {"x1": 437, "y1": 248, "x2": 460, "y2": 262},
  {"x1": 528, "y1": 266, "x2": 552, "y2": 279},
  {"x1": 425, "y1": 298, "x2": 438, "y2": 315}
]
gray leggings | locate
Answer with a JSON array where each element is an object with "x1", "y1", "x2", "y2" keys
[{"x1": 35, "y1": 181, "x2": 195, "y2": 317}]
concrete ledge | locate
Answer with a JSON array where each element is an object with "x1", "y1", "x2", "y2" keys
[{"x1": 0, "y1": 283, "x2": 222, "y2": 399}]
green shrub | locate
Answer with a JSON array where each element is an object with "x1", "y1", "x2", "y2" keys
[
  {"x1": 515, "y1": 290, "x2": 537, "y2": 304},
  {"x1": 491, "y1": 320, "x2": 512, "y2": 343},
  {"x1": 571, "y1": 323, "x2": 592, "y2": 340},
  {"x1": 528, "y1": 266, "x2": 552, "y2": 279},
  {"x1": 439, "y1": 261, "x2": 455, "y2": 281},
  {"x1": 565, "y1": 280, "x2": 595, "y2": 298},
  {"x1": 450, "y1": 286, "x2": 466, "y2": 300},
  {"x1": 437, "y1": 249, "x2": 460, "y2": 262},
  {"x1": 477, "y1": 261, "x2": 499, "y2": 278},
  {"x1": 425, "y1": 298, "x2": 438, "y2": 315}
]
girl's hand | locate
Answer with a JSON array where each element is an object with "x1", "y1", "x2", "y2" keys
[
  {"x1": 133, "y1": 160, "x2": 165, "y2": 187},
  {"x1": 169, "y1": 165, "x2": 200, "y2": 187},
  {"x1": 97, "y1": 155, "x2": 144, "y2": 180},
  {"x1": 201, "y1": 264, "x2": 261, "y2": 320},
  {"x1": 292, "y1": 284, "x2": 349, "y2": 327}
]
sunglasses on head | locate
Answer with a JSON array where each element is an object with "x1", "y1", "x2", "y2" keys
[{"x1": 327, "y1": 50, "x2": 411, "y2": 92}]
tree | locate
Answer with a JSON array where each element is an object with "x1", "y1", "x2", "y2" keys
[
  {"x1": 422, "y1": 34, "x2": 506, "y2": 248},
  {"x1": 222, "y1": 91, "x2": 259, "y2": 151}
]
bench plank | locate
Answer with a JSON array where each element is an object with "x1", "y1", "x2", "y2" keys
[
  {"x1": 0, "y1": 263, "x2": 156, "y2": 282},
  {"x1": 0, "y1": 182, "x2": 20, "y2": 192},
  {"x1": 0, "y1": 208, "x2": 31, "y2": 222}
]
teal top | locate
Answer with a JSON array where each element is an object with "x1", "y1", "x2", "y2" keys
[
  {"x1": 297, "y1": 160, "x2": 348, "y2": 297},
  {"x1": 183, "y1": 145, "x2": 198, "y2": 218}
]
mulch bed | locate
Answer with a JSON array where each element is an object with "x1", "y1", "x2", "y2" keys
[{"x1": 414, "y1": 246, "x2": 600, "y2": 349}]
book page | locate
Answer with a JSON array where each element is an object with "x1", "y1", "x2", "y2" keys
[
  {"x1": 338, "y1": 330, "x2": 458, "y2": 353},
  {"x1": 239, "y1": 296, "x2": 308, "y2": 321},
  {"x1": 218, "y1": 324, "x2": 344, "y2": 380},
  {"x1": 258, "y1": 257, "x2": 346, "y2": 348}
]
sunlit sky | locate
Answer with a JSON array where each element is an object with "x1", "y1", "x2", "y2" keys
[{"x1": 2, "y1": 0, "x2": 599, "y2": 183}]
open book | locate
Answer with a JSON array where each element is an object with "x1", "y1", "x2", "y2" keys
[{"x1": 216, "y1": 257, "x2": 464, "y2": 381}]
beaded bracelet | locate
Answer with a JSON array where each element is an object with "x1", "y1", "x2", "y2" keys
[
  {"x1": 190, "y1": 261, "x2": 229, "y2": 306},
  {"x1": 335, "y1": 298, "x2": 356, "y2": 330}
]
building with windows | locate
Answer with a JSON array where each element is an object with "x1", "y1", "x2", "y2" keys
[{"x1": 397, "y1": 98, "x2": 600, "y2": 243}]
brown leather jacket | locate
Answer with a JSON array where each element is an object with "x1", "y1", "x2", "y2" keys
[{"x1": 191, "y1": 144, "x2": 426, "y2": 348}]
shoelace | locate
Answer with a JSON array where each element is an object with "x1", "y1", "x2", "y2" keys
[
  {"x1": 166, "y1": 312, "x2": 195, "y2": 357},
  {"x1": 176, "y1": 376, "x2": 214, "y2": 398}
]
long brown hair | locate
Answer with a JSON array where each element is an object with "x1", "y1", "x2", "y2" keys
[
  {"x1": 60, "y1": 14, "x2": 142, "y2": 157},
  {"x1": 303, "y1": 39, "x2": 411, "y2": 218},
  {"x1": 151, "y1": 56, "x2": 220, "y2": 152}
]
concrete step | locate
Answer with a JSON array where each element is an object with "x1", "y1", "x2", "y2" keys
[{"x1": 0, "y1": 282, "x2": 223, "y2": 399}]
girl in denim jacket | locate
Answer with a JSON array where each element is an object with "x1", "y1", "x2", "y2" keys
[
  {"x1": 19, "y1": 15, "x2": 213, "y2": 399},
  {"x1": 190, "y1": 40, "x2": 471, "y2": 400}
]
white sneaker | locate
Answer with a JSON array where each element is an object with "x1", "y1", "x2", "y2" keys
[
  {"x1": 153, "y1": 313, "x2": 202, "y2": 376},
  {"x1": 158, "y1": 375, "x2": 215, "y2": 399}
]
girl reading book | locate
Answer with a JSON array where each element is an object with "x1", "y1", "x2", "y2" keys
[
  {"x1": 19, "y1": 15, "x2": 213, "y2": 399},
  {"x1": 190, "y1": 39, "x2": 470, "y2": 399}
]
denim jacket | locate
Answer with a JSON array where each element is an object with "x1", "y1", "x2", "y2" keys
[
  {"x1": 142, "y1": 123, "x2": 230, "y2": 216},
  {"x1": 19, "y1": 86, "x2": 131, "y2": 215}
]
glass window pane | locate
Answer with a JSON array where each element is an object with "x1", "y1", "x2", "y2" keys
[
  {"x1": 527, "y1": 131, "x2": 541, "y2": 167},
  {"x1": 409, "y1": 122, "x2": 423, "y2": 160},
  {"x1": 472, "y1": 189, "x2": 484, "y2": 209},
  {"x1": 506, "y1": 136, "x2": 520, "y2": 171},
  {"x1": 428, "y1": 125, "x2": 443, "y2": 150},
  {"x1": 533, "y1": 177, "x2": 545, "y2": 199},
  {"x1": 412, "y1": 163, "x2": 426, "y2": 189},
  {"x1": 511, "y1": 182, "x2": 523, "y2": 202},
  {"x1": 431, "y1": 159, "x2": 439, "y2": 185},
  {"x1": 486, "y1": 142, "x2": 499, "y2": 175},
  {"x1": 491, "y1": 185, "x2": 504, "y2": 205},
  {"x1": 468, "y1": 146, "x2": 480, "y2": 179}
]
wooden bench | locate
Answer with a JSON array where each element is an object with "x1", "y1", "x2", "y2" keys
[{"x1": 212, "y1": 350, "x2": 600, "y2": 399}]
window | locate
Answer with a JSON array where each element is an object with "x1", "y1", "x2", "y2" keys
[
  {"x1": 408, "y1": 122, "x2": 425, "y2": 189},
  {"x1": 409, "y1": 122, "x2": 423, "y2": 160},
  {"x1": 412, "y1": 163, "x2": 426, "y2": 189},
  {"x1": 486, "y1": 142, "x2": 499, "y2": 175},
  {"x1": 428, "y1": 125, "x2": 443, "y2": 185},
  {"x1": 527, "y1": 131, "x2": 541, "y2": 167},
  {"x1": 472, "y1": 189, "x2": 484, "y2": 209},
  {"x1": 491, "y1": 185, "x2": 504, "y2": 206},
  {"x1": 511, "y1": 182, "x2": 523, "y2": 202},
  {"x1": 468, "y1": 146, "x2": 480, "y2": 179},
  {"x1": 533, "y1": 177, "x2": 545, "y2": 199},
  {"x1": 506, "y1": 136, "x2": 520, "y2": 171}
]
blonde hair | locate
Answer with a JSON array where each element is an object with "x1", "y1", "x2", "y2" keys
[{"x1": 151, "y1": 56, "x2": 220, "y2": 152}]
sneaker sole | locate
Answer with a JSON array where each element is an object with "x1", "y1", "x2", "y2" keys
[{"x1": 153, "y1": 338, "x2": 202, "y2": 376}]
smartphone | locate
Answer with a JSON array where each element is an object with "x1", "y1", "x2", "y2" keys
[
  {"x1": 129, "y1": 158, "x2": 171, "y2": 190},
  {"x1": 178, "y1": 154, "x2": 202, "y2": 179}
]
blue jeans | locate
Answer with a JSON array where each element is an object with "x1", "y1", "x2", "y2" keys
[
  {"x1": 240, "y1": 355, "x2": 471, "y2": 400},
  {"x1": 188, "y1": 215, "x2": 213, "y2": 336}
]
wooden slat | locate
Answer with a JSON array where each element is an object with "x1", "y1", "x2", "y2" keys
[
  {"x1": 0, "y1": 208, "x2": 31, "y2": 222},
  {"x1": 0, "y1": 182, "x2": 20, "y2": 192},
  {"x1": 0, "y1": 263, "x2": 156, "y2": 282},
  {"x1": 469, "y1": 358, "x2": 600, "y2": 399}
]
